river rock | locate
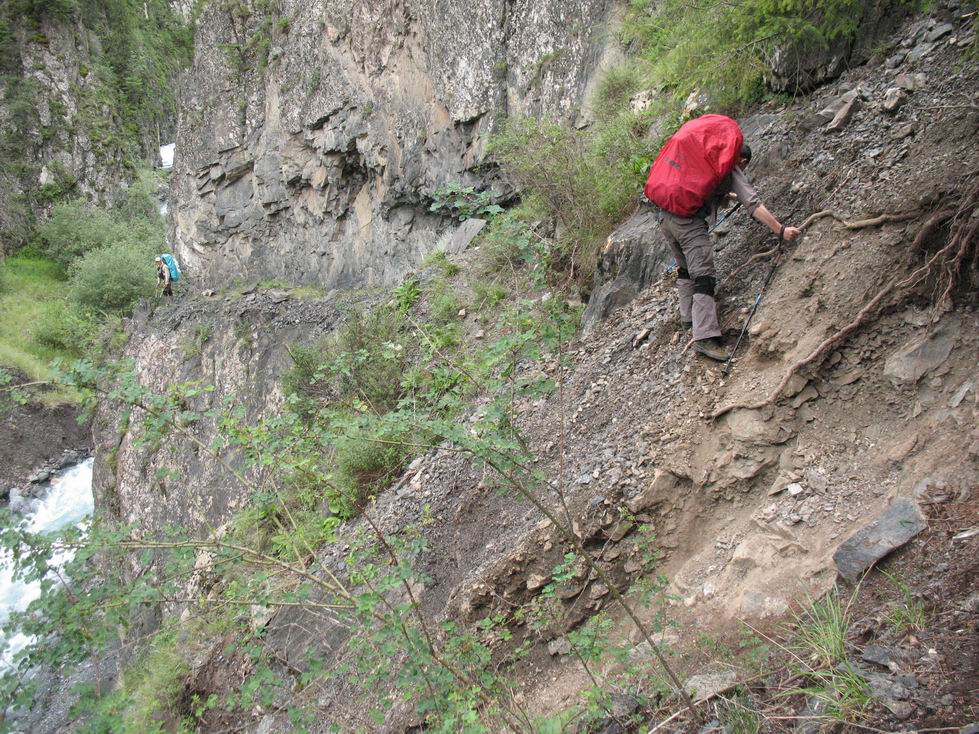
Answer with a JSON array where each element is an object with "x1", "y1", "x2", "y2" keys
[{"x1": 833, "y1": 497, "x2": 926, "y2": 582}]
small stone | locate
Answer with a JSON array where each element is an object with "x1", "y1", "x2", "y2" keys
[
  {"x1": 608, "y1": 520, "x2": 634, "y2": 542},
  {"x1": 884, "y1": 699, "x2": 913, "y2": 720},
  {"x1": 28, "y1": 470, "x2": 51, "y2": 484},
  {"x1": 908, "y1": 41, "x2": 935, "y2": 62},
  {"x1": 833, "y1": 498, "x2": 927, "y2": 582},
  {"x1": 526, "y1": 574, "x2": 548, "y2": 591},
  {"x1": 862, "y1": 644, "x2": 894, "y2": 667},
  {"x1": 883, "y1": 87, "x2": 909, "y2": 112},
  {"x1": 885, "y1": 51, "x2": 906, "y2": 69},
  {"x1": 684, "y1": 671, "x2": 737, "y2": 702},
  {"x1": 588, "y1": 583, "x2": 609, "y2": 600},
  {"x1": 786, "y1": 483, "x2": 805, "y2": 497},
  {"x1": 624, "y1": 559, "x2": 642, "y2": 574},
  {"x1": 826, "y1": 93, "x2": 861, "y2": 132},
  {"x1": 925, "y1": 22, "x2": 954, "y2": 43},
  {"x1": 457, "y1": 308, "x2": 467, "y2": 319},
  {"x1": 547, "y1": 637, "x2": 572, "y2": 656}
]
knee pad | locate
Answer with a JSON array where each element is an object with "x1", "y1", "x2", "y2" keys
[
  {"x1": 677, "y1": 267, "x2": 690, "y2": 281},
  {"x1": 693, "y1": 275, "x2": 716, "y2": 297}
]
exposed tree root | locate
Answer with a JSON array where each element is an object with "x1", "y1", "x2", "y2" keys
[
  {"x1": 713, "y1": 180, "x2": 978, "y2": 420},
  {"x1": 798, "y1": 209, "x2": 917, "y2": 231},
  {"x1": 723, "y1": 209, "x2": 917, "y2": 284}
]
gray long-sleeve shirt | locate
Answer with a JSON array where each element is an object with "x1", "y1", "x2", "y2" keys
[{"x1": 697, "y1": 166, "x2": 761, "y2": 224}]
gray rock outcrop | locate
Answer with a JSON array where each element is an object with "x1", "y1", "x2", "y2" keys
[
  {"x1": 171, "y1": 0, "x2": 614, "y2": 289},
  {"x1": 833, "y1": 497, "x2": 927, "y2": 582}
]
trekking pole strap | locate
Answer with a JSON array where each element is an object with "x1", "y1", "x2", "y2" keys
[{"x1": 708, "y1": 201, "x2": 742, "y2": 235}]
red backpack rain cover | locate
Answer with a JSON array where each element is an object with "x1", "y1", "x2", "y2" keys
[{"x1": 643, "y1": 114, "x2": 744, "y2": 217}]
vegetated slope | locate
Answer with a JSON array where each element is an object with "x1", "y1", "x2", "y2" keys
[{"x1": 173, "y1": 13, "x2": 978, "y2": 732}]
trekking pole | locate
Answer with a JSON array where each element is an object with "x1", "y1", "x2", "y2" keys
[
  {"x1": 708, "y1": 201, "x2": 742, "y2": 235},
  {"x1": 722, "y1": 243, "x2": 782, "y2": 375}
]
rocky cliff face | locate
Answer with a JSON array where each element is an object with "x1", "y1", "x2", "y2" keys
[
  {"x1": 92, "y1": 289, "x2": 347, "y2": 535},
  {"x1": 171, "y1": 0, "x2": 614, "y2": 288}
]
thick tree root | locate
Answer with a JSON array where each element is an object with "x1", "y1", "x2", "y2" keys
[
  {"x1": 723, "y1": 209, "x2": 916, "y2": 284},
  {"x1": 713, "y1": 181, "x2": 978, "y2": 421}
]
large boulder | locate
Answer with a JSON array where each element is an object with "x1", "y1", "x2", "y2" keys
[{"x1": 581, "y1": 209, "x2": 672, "y2": 334}]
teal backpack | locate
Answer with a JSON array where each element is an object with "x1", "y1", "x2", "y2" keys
[{"x1": 160, "y1": 253, "x2": 181, "y2": 282}]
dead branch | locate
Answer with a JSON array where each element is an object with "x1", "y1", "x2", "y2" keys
[{"x1": 712, "y1": 182, "x2": 977, "y2": 420}]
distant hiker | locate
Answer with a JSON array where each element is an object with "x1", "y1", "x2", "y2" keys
[
  {"x1": 644, "y1": 115, "x2": 800, "y2": 361},
  {"x1": 156, "y1": 253, "x2": 181, "y2": 297},
  {"x1": 155, "y1": 256, "x2": 172, "y2": 297}
]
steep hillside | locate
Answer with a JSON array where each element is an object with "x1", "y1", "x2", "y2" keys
[
  {"x1": 170, "y1": 0, "x2": 615, "y2": 288},
  {"x1": 70, "y1": 4, "x2": 979, "y2": 730},
  {"x1": 5, "y1": 1, "x2": 977, "y2": 732}
]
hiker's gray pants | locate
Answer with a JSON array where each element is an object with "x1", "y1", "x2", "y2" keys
[{"x1": 659, "y1": 213, "x2": 721, "y2": 341}]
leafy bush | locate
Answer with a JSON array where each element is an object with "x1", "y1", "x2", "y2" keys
[
  {"x1": 330, "y1": 428, "x2": 411, "y2": 518},
  {"x1": 284, "y1": 306, "x2": 412, "y2": 415},
  {"x1": 34, "y1": 202, "x2": 125, "y2": 268},
  {"x1": 34, "y1": 200, "x2": 164, "y2": 269},
  {"x1": 428, "y1": 279, "x2": 462, "y2": 325},
  {"x1": 393, "y1": 277, "x2": 421, "y2": 314},
  {"x1": 592, "y1": 62, "x2": 645, "y2": 120},
  {"x1": 32, "y1": 301, "x2": 97, "y2": 355},
  {"x1": 623, "y1": 0, "x2": 871, "y2": 109},
  {"x1": 476, "y1": 207, "x2": 538, "y2": 275},
  {"x1": 68, "y1": 239, "x2": 157, "y2": 313},
  {"x1": 491, "y1": 116, "x2": 655, "y2": 282},
  {"x1": 430, "y1": 182, "x2": 504, "y2": 221}
]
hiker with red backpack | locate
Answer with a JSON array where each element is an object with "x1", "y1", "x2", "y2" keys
[{"x1": 644, "y1": 115, "x2": 800, "y2": 361}]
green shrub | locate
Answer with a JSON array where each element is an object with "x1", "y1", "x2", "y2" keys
[
  {"x1": 623, "y1": 0, "x2": 870, "y2": 110},
  {"x1": 68, "y1": 239, "x2": 157, "y2": 313},
  {"x1": 284, "y1": 305, "x2": 411, "y2": 415},
  {"x1": 422, "y1": 249, "x2": 460, "y2": 277},
  {"x1": 470, "y1": 279, "x2": 508, "y2": 311},
  {"x1": 476, "y1": 207, "x2": 537, "y2": 275},
  {"x1": 429, "y1": 279, "x2": 461, "y2": 325},
  {"x1": 593, "y1": 62, "x2": 645, "y2": 120},
  {"x1": 429, "y1": 182, "x2": 504, "y2": 221},
  {"x1": 330, "y1": 429, "x2": 410, "y2": 518},
  {"x1": 393, "y1": 277, "x2": 421, "y2": 314},
  {"x1": 34, "y1": 200, "x2": 163, "y2": 269},
  {"x1": 491, "y1": 115, "x2": 654, "y2": 282},
  {"x1": 32, "y1": 301, "x2": 97, "y2": 355}
]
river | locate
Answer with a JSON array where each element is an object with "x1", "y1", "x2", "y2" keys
[{"x1": 0, "y1": 459, "x2": 94, "y2": 667}]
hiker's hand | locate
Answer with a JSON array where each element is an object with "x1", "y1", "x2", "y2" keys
[{"x1": 782, "y1": 226, "x2": 801, "y2": 241}]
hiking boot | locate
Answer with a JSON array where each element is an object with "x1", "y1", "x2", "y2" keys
[
  {"x1": 680, "y1": 320, "x2": 692, "y2": 331},
  {"x1": 693, "y1": 337, "x2": 730, "y2": 362}
]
